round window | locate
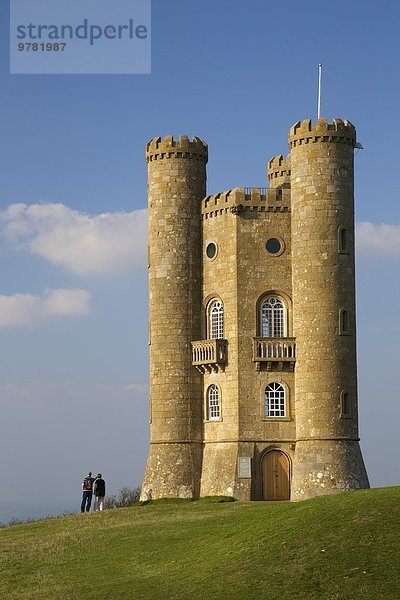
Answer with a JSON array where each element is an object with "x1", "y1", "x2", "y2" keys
[
  {"x1": 206, "y1": 242, "x2": 217, "y2": 259},
  {"x1": 266, "y1": 238, "x2": 282, "y2": 254}
]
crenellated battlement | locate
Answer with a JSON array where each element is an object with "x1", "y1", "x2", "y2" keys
[
  {"x1": 201, "y1": 187, "x2": 291, "y2": 219},
  {"x1": 146, "y1": 134, "x2": 208, "y2": 163},
  {"x1": 288, "y1": 118, "x2": 356, "y2": 148},
  {"x1": 267, "y1": 154, "x2": 291, "y2": 189}
]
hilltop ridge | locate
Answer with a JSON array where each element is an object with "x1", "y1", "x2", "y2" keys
[{"x1": 1, "y1": 487, "x2": 399, "y2": 600}]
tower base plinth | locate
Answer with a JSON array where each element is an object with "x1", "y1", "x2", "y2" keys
[
  {"x1": 140, "y1": 443, "x2": 203, "y2": 501},
  {"x1": 291, "y1": 440, "x2": 370, "y2": 501}
]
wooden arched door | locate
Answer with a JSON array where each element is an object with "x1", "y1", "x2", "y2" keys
[{"x1": 262, "y1": 450, "x2": 290, "y2": 501}]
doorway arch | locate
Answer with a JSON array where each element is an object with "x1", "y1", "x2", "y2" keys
[{"x1": 262, "y1": 450, "x2": 290, "y2": 500}]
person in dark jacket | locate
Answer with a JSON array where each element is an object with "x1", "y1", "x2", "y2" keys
[
  {"x1": 94, "y1": 474, "x2": 106, "y2": 511},
  {"x1": 81, "y1": 471, "x2": 95, "y2": 513}
]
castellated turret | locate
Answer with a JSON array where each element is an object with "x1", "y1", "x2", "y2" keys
[
  {"x1": 289, "y1": 119, "x2": 369, "y2": 498},
  {"x1": 141, "y1": 135, "x2": 208, "y2": 500},
  {"x1": 267, "y1": 154, "x2": 291, "y2": 189},
  {"x1": 141, "y1": 120, "x2": 369, "y2": 502}
]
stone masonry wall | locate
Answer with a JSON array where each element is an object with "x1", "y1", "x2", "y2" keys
[
  {"x1": 200, "y1": 188, "x2": 296, "y2": 499},
  {"x1": 200, "y1": 190, "x2": 240, "y2": 497}
]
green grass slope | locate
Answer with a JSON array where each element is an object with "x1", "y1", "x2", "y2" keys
[{"x1": 1, "y1": 487, "x2": 399, "y2": 600}]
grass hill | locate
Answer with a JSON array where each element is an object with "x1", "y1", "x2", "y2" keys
[{"x1": 1, "y1": 487, "x2": 399, "y2": 600}]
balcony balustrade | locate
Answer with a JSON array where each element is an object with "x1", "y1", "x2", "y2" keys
[
  {"x1": 253, "y1": 337, "x2": 296, "y2": 371},
  {"x1": 191, "y1": 339, "x2": 227, "y2": 373}
]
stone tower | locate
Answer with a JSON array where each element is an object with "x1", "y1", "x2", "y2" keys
[
  {"x1": 141, "y1": 135, "x2": 207, "y2": 499},
  {"x1": 141, "y1": 119, "x2": 369, "y2": 502},
  {"x1": 289, "y1": 119, "x2": 369, "y2": 499}
]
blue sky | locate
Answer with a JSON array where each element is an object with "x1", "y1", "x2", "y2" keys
[{"x1": 0, "y1": 0, "x2": 399, "y2": 521}]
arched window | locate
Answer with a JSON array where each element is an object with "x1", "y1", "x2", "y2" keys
[
  {"x1": 208, "y1": 299, "x2": 224, "y2": 339},
  {"x1": 264, "y1": 382, "x2": 286, "y2": 417},
  {"x1": 260, "y1": 297, "x2": 286, "y2": 337},
  {"x1": 207, "y1": 384, "x2": 220, "y2": 420}
]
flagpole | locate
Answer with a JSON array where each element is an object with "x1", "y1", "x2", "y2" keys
[{"x1": 317, "y1": 63, "x2": 322, "y2": 119}]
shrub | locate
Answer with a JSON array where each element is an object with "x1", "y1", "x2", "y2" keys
[{"x1": 104, "y1": 486, "x2": 141, "y2": 509}]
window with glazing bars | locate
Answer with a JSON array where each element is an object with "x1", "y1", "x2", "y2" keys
[
  {"x1": 208, "y1": 384, "x2": 220, "y2": 420},
  {"x1": 261, "y1": 297, "x2": 285, "y2": 337},
  {"x1": 264, "y1": 382, "x2": 286, "y2": 417},
  {"x1": 209, "y1": 300, "x2": 224, "y2": 339}
]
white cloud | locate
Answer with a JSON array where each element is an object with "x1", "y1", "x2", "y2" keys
[
  {"x1": 2, "y1": 205, "x2": 398, "y2": 269},
  {"x1": 0, "y1": 203, "x2": 147, "y2": 276},
  {"x1": 356, "y1": 222, "x2": 400, "y2": 258},
  {"x1": 0, "y1": 288, "x2": 92, "y2": 327}
]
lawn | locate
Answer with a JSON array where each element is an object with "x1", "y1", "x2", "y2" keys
[{"x1": 1, "y1": 487, "x2": 399, "y2": 599}]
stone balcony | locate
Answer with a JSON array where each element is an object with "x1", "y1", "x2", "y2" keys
[
  {"x1": 253, "y1": 337, "x2": 296, "y2": 372},
  {"x1": 191, "y1": 339, "x2": 227, "y2": 373}
]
